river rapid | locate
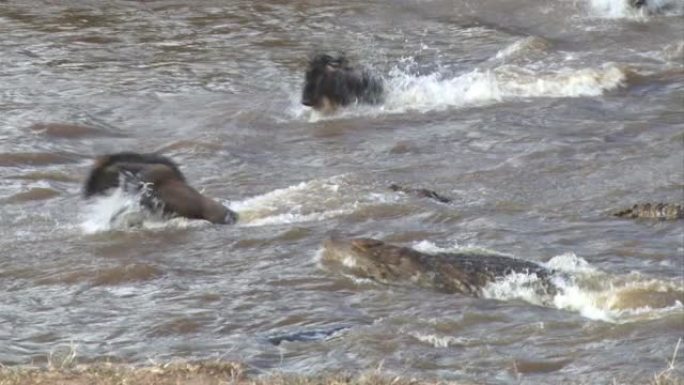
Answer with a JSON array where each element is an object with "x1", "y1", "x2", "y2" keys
[{"x1": 0, "y1": 0, "x2": 682, "y2": 384}]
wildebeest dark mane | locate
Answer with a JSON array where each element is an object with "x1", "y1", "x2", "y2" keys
[
  {"x1": 307, "y1": 53, "x2": 349, "y2": 68},
  {"x1": 83, "y1": 152, "x2": 185, "y2": 198},
  {"x1": 302, "y1": 53, "x2": 383, "y2": 110}
]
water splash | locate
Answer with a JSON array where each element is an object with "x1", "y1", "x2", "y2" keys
[
  {"x1": 493, "y1": 36, "x2": 553, "y2": 62},
  {"x1": 412, "y1": 239, "x2": 515, "y2": 258},
  {"x1": 294, "y1": 60, "x2": 628, "y2": 120},
  {"x1": 229, "y1": 176, "x2": 352, "y2": 227},
  {"x1": 229, "y1": 175, "x2": 395, "y2": 227},
  {"x1": 401, "y1": 241, "x2": 683, "y2": 323},
  {"x1": 79, "y1": 186, "x2": 197, "y2": 234},
  {"x1": 409, "y1": 332, "x2": 472, "y2": 348},
  {"x1": 588, "y1": 0, "x2": 645, "y2": 18},
  {"x1": 81, "y1": 174, "x2": 384, "y2": 232},
  {"x1": 482, "y1": 272, "x2": 552, "y2": 308},
  {"x1": 587, "y1": 0, "x2": 684, "y2": 18}
]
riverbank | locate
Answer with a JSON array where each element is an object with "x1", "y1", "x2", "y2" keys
[
  {"x1": 0, "y1": 359, "x2": 680, "y2": 385},
  {"x1": 0, "y1": 361, "x2": 467, "y2": 385}
]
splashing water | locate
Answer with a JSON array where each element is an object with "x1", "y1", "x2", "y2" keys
[
  {"x1": 587, "y1": 0, "x2": 684, "y2": 18},
  {"x1": 588, "y1": 0, "x2": 645, "y2": 18},
  {"x1": 493, "y1": 36, "x2": 553, "y2": 62},
  {"x1": 80, "y1": 174, "x2": 395, "y2": 232},
  {"x1": 294, "y1": 59, "x2": 628, "y2": 121},
  {"x1": 408, "y1": 241, "x2": 684, "y2": 323},
  {"x1": 79, "y1": 186, "x2": 197, "y2": 234},
  {"x1": 409, "y1": 332, "x2": 473, "y2": 348},
  {"x1": 228, "y1": 176, "x2": 353, "y2": 227},
  {"x1": 382, "y1": 63, "x2": 627, "y2": 113},
  {"x1": 229, "y1": 175, "x2": 397, "y2": 227}
]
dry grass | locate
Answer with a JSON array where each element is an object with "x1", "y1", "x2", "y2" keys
[
  {"x1": 0, "y1": 361, "x2": 245, "y2": 385},
  {"x1": 0, "y1": 360, "x2": 466, "y2": 385},
  {"x1": 1, "y1": 339, "x2": 681, "y2": 385},
  {"x1": 650, "y1": 338, "x2": 683, "y2": 385},
  {"x1": 0, "y1": 344, "x2": 467, "y2": 385}
]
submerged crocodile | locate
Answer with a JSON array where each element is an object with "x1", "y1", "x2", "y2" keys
[
  {"x1": 613, "y1": 203, "x2": 683, "y2": 220},
  {"x1": 322, "y1": 237, "x2": 558, "y2": 297},
  {"x1": 388, "y1": 183, "x2": 452, "y2": 204}
]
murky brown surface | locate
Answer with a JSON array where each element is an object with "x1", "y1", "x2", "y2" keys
[{"x1": 0, "y1": 0, "x2": 682, "y2": 384}]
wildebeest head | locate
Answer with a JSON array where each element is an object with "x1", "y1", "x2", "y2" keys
[
  {"x1": 301, "y1": 54, "x2": 349, "y2": 110},
  {"x1": 83, "y1": 152, "x2": 238, "y2": 225},
  {"x1": 301, "y1": 53, "x2": 385, "y2": 112}
]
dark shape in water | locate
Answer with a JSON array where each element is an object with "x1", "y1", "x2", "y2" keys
[
  {"x1": 0, "y1": 152, "x2": 76, "y2": 167},
  {"x1": 83, "y1": 152, "x2": 238, "y2": 224},
  {"x1": 629, "y1": 0, "x2": 680, "y2": 14},
  {"x1": 29, "y1": 122, "x2": 120, "y2": 138},
  {"x1": 266, "y1": 325, "x2": 350, "y2": 346},
  {"x1": 389, "y1": 183, "x2": 452, "y2": 204},
  {"x1": 613, "y1": 203, "x2": 683, "y2": 220},
  {"x1": 301, "y1": 54, "x2": 383, "y2": 112},
  {"x1": 322, "y1": 237, "x2": 557, "y2": 297}
]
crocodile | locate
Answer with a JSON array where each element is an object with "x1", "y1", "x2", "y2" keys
[
  {"x1": 322, "y1": 236, "x2": 558, "y2": 297},
  {"x1": 613, "y1": 203, "x2": 683, "y2": 220}
]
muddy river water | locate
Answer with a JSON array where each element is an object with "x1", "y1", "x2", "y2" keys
[{"x1": 0, "y1": 0, "x2": 682, "y2": 383}]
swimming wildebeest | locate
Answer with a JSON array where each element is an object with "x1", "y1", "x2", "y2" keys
[
  {"x1": 629, "y1": 0, "x2": 682, "y2": 14},
  {"x1": 322, "y1": 237, "x2": 558, "y2": 297},
  {"x1": 83, "y1": 152, "x2": 238, "y2": 224},
  {"x1": 301, "y1": 54, "x2": 384, "y2": 111},
  {"x1": 613, "y1": 203, "x2": 683, "y2": 220}
]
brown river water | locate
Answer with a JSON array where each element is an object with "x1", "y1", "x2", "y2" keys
[{"x1": 0, "y1": 0, "x2": 683, "y2": 383}]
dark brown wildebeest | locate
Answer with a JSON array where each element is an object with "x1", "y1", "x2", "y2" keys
[
  {"x1": 301, "y1": 54, "x2": 384, "y2": 112},
  {"x1": 84, "y1": 152, "x2": 238, "y2": 224}
]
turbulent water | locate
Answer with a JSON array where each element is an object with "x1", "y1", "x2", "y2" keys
[{"x1": 1, "y1": 0, "x2": 683, "y2": 383}]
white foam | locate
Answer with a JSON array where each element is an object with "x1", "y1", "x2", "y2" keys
[
  {"x1": 80, "y1": 187, "x2": 200, "y2": 234},
  {"x1": 544, "y1": 252, "x2": 597, "y2": 274},
  {"x1": 494, "y1": 37, "x2": 552, "y2": 62},
  {"x1": 294, "y1": 61, "x2": 627, "y2": 120},
  {"x1": 588, "y1": 0, "x2": 643, "y2": 18},
  {"x1": 481, "y1": 272, "x2": 550, "y2": 307},
  {"x1": 552, "y1": 276, "x2": 684, "y2": 322},
  {"x1": 229, "y1": 177, "x2": 342, "y2": 214},
  {"x1": 412, "y1": 240, "x2": 514, "y2": 258},
  {"x1": 410, "y1": 332, "x2": 472, "y2": 348},
  {"x1": 550, "y1": 280, "x2": 618, "y2": 322},
  {"x1": 82, "y1": 175, "x2": 375, "y2": 232},
  {"x1": 227, "y1": 175, "x2": 389, "y2": 227},
  {"x1": 342, "y1": 255, "x2": 358, "y2": 268},
  {"x1": 479, "y1": 252, "x2": 684, "y2": 323},
  {"x1": 399, "y1": 242, "x2": 683, "y2": 323},
  {"x1": 80, "y1": 188, "x2": 141, "y2": 234},
  {"x1": 238, "y1": 208, "x2": 354, "y2": 227},
  {"x1": 587, "y1": 0, "x2": 683, "y2": 18}
]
